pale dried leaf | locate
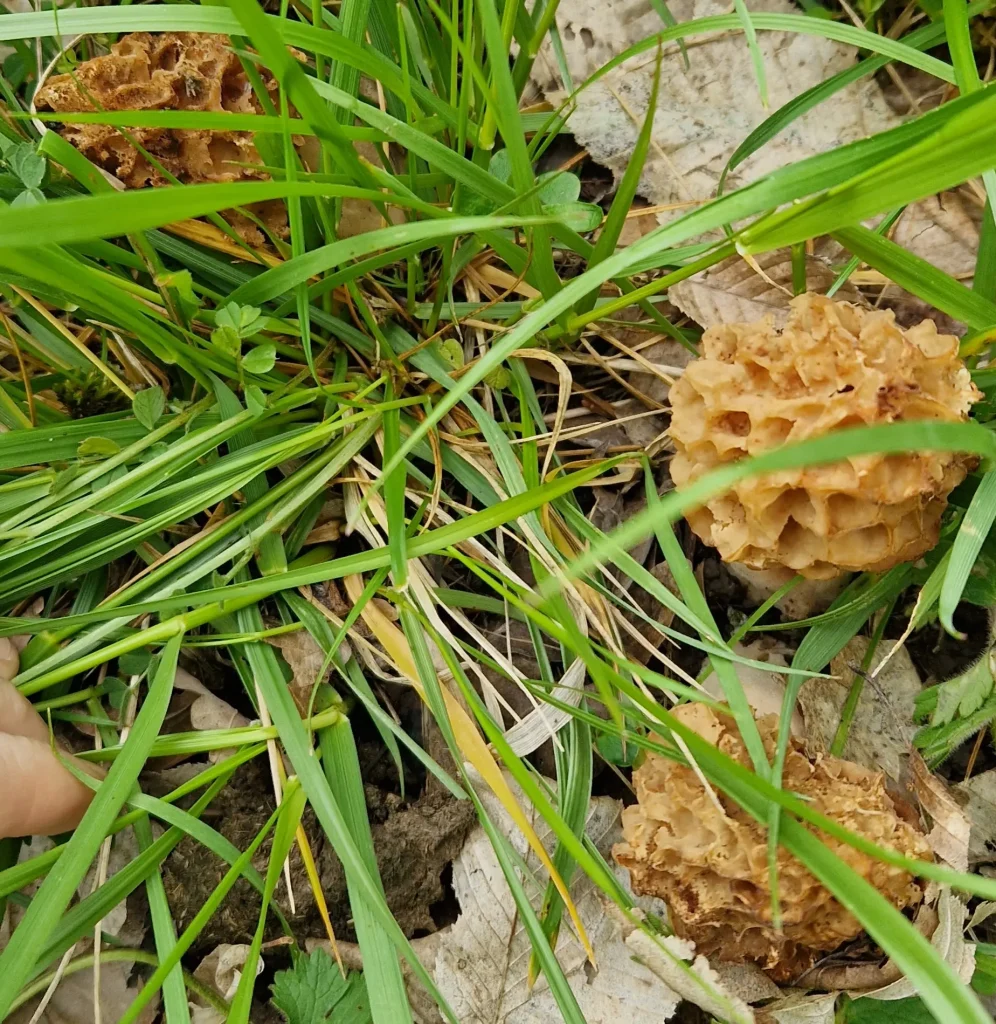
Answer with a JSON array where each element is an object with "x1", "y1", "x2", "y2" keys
[
  {"x1": 968, "y1": 901, "x2": 996, "y2": 931},
  {"x1": 269, "y1": 630, "x2": 331, "y2": 713},
  {"x1": 910, "y1": 752, "x2": 971, "y2": 873},
  {"x1": 759, "y1": 992, "x2": 837, "y2": 1024},
  {"x1": 862, "y1": 889, "x2": 974, "y2": 1001},
  {"x1": 435, "y1": 779, "x2": 681, "y2": 1024},
  {"x1": 8, "y1": 960, "x2": 159, "y2": 1024},
  {"x1": 711, "y1": 963, "x2": 781, "y2": 1005},
  {"x1": 80, "y1": 828, "x2": 144, "y2": 942},
  {"x1": 955, "y1": 768, "x2": 996, "y2": 866},
  {"x1": 670, "y1": 250, "x2": 861, "y2": 330},
  {"x1": 189, "y1": 693, "x2": 249, "y2": 734},
  {"x1": 176, "y1": 667, "x2": 250, "y2": 764},
  {"x1": 625, "y1": 931, "x2": 755, "y2": 1023},
  {"x1": 530, "y1": 0, "x2": 899, "y2": 222},
  {"x1": 892, "y1": 192, "x2": 982, "y2": 284},
  {"x1": 189, "y1": 1008, "x2": 224, "y2": 1024},
  {"x1": 627, "y1": 338, "x2": 695, "y2": 404},
  {"x1": 426, "y1": 771, "x2": 750, "y2": 1024},
  {"x1": 798, "y1": 637, "x2": 920, "y2": 784}
]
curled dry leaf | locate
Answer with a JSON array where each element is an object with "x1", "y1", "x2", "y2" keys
[
  {"x1": 669, "y1": 250, "x2": 861, "y2": 331},
  {"x1": 628, "y1": 338, "x2": 696, "y2": 406},
  {"x1": 757, "y1": 992, "x2": 837, "y2": 1024},
  {"x1": 80, "y1": 827, "x2": 148, "y2": 945},
  {"x1": 798, "y1": 636, "x2": 920, "y2": 785},
  {"x1": 530, "y1": 0, "x2": 899, "y2": 223},
  {"x1": 193, "y1": 943, "x2": 262, "y2": 1002},
  {"x1": 623, "y1": 930, "x2": 754, "y2": 1024},
  {"x1": 269, "y1": 629, "x2": 333, "y2": 714},
  {"x1": 431, "y1": 780, "x2": 682, "y2": 1024},
  {"x1": 892, "y1": 192, "x2": 982, "y2": 285},
  {"x1": 910, "y1": 751, "x2": 971, "y2": 874},
  {"x1": 878, "y1": 191, "x2": 983, "y2": 333},
  {"x1": 174, "y1": 666, "x2": 249, "y2": 763},
  {"x1": 614, "y1": 703, "x2": 930, "y2": 981}
]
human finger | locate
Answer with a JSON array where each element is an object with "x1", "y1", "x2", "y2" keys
[
  {"x1": 0, "y1": 733, "x2": 95, "y2": 838},
  {"x1": 0, "y1": 680, "x2": 50, "y2": 744}
]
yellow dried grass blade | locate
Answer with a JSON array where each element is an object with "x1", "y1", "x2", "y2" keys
[
  {"x1": 344, "y1": 574, "x2": 594, "y2": 963},
  {"x1": 296, "y1": 822, "x2": 343, "y2": 971},
  {"x1": 272, "y1": 746, "x2": 342, "y2": 967}
]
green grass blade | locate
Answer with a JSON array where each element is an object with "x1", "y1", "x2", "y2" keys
[{"x1": 940, "y1": 469, "x2": 996, "y2": 635}]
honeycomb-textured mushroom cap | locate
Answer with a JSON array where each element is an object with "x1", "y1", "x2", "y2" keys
[
  {"x1": 668, "y1": 293, "x2": 980, "y2": 578},
  {"x1": 35, "y1": 33, "x2": 292, "y2": 243},
  {"x1": 613, "y1": 703, "x2": 930, "y2": 981}
]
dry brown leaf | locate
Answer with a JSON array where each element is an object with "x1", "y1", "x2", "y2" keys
[
  {"x1": 798, "y1": 637, "x2": 920, "y2": 784},
  {"x1": 192, "y1": 943, "x2": 261, "y2": 1002},
  {"x1": 623, "y1": 930, "x2": 755, "y2": 1024},
  {"x1": 669, "y1": 250, "x2": 861, "y2": 330},
  {"x1": 711, "y1": 963, "x2": 781, "y2": 1006},
  {"x1": 968, "y1": 901, "x2": 996, "y2": 931},
  {"x1": 627, "y1": 338, "x2": 695, "y2": 405},
  {"x1": 174, "y1": 667, "x2": 249, "y2": 763},
  {"x1": 431, "y1": 779, "x2": 683, "y2": 1024},
  {"x1": 269, "y1": 630, "x2": 332, "y2": 713},
  {"x1": 392, "y1": 770, "x2": 753, "y2": 1024},
  {"x1": 530, "y1": 0, "x2": 899, "y2": 221},
  {"x1": 80, "y1": 828, "x2": 147, "y2": 944},
  {"x1": 910, "y1": 752, "x2": 972, "y2": 873}
]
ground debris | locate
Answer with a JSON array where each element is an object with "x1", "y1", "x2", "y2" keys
[{"x1": 161, "y1": 759, "x2": 475, "y2": 948}]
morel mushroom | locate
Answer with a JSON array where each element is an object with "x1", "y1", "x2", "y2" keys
[
  {"x1": 613, "y1": 703, "x2": 930, "y2": 981},
  {"x1": 668, "y1": 293, "x2": 979, "y2": 578},
  {"x1": 35, "y1": 33, "x2": 295, "y2": 244}
]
